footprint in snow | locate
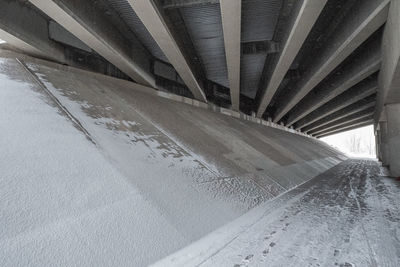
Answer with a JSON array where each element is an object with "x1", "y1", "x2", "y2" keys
[
  {"x1": 244, "y1": 254, "x2": 254, "y2": 261},
  {"x1": 334, "y1": 249, "x2": 340, "y2": 256}
]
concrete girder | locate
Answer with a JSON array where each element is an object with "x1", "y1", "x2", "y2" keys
[
  {"x1": 220, "y1": 0, "x2": 241, "y2": 110},
  {"x1": 29, "y1": 0, "x2": 156, "y2": 88},
  {"x1": 309, "y1": 108, "x2": 375, "y2": 136},
  {"x1": 48, "y1": 21, "x2": 92, "y2": 53},
  {"x1": 375, "y1": 0, "x2": 400, "y2": 125},
  {"x1": 295, "y1": 76, "x2": 378, "y2": 130},
  {"x1": 315, "y1": 117, "x2": 374, "y2": 138},
  {"x1": 303, "y1": 99, "x2": 376, "y2": 134},
  {"x1": 127, "y1": 0, "x2": 207, "y2": 102},
  {"x1": 317, "y1": 120, "x2": 374, "y2": 138},
  {"x1": 285, "y1": 41, "x2": 381, "y2": 127},
  {"x1": 273, "y1": 0, "x2": 390, "y2": 123},
  {"x1": 0, "y1": 0, "x2": 67, "y2": 64},
  {"x1": 256, "y1": 0, "x2": 327, "y2": 117}
]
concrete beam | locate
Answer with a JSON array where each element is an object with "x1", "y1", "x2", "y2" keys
[
  {"x1": 127, "y1": 0, "x2": 207, "y2": 102},
  {"x1": 315, "y1": 117, "x2": 373, "y2": 138},
  {"x1": 48, "y1": 21, "x2": 92, "y2": 53},
  {"x1": 296, "y1": 77, "x2": 377, "y2": 130},
  {"x1": 220, "y1": 0, "x2": 241, "y2": 110},
  {"x1": 256, "y1": 0, "x2": 327, "y2": 117},
  {"x1": 29, "y1": 0, "x2": 155, "y2": 88},
  {"x1": 386, "y1": 103, "x2": 400, "y2": 177},
  {"x1": 273, "y1": 0, "x2": 389, "y2": 122},
  {"x1": 375, "y1": 0, "x2": 400, "y2": 125},
  {"x1": 317, "y1": 120, "x2": 374, "y2": 138},
  {"x1": 309, "y1": 107, "x2": 375, "y2": 136},
  {"x1": 286, "y1": 41, "x2": 381, "y2": 126},
  {"x1": 303, "y1": 99, "x2": 376, "y2": 133},
  {"x1": 0, "y1": 0, "x2": 67, "y2": 63},
  {"x1": 163, "y1": 0, "x2": 219, "y2": 9}
]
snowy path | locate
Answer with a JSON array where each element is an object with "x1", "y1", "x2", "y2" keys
[{"x1": 156, "y1": 159, "x2": 400, "y2": 267}]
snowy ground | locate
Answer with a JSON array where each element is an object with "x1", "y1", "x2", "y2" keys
[{"x1": 156, "y1": 159, "x2": 400, "y2": 267}]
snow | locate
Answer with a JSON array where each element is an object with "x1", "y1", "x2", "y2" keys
[
  {"x1": 321, "y1": 125, "x2": 376, "y2": 158},
  {"x1": 0, "y1": 58, "x2": 187, "y2": 266},
  {"x1": 0, "y1": 56, "x2": 348, "y2": 266},
  {"x1": 25, "y1": 62, "x2": 248, "y2": 241},
  {"x1": 155, "y1": 159, "x2": 400, "y2": 266}
]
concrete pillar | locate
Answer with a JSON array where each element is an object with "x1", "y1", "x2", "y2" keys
[
  {"x1": 379, "y1": 121, "x2": 389, "y2": 167},
  {"x1": 375, "y1": 129, "x2": 382, "y2": 161},
  {"x1": 386, "y1": 103, "x2": 400, "y2": 177}
]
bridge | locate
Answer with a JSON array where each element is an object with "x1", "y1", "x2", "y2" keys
[{"x1": 0, "y1": 0, "x2": 399, "y2": 266}]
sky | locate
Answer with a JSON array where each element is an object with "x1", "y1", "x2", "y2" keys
[{"x1": 321, "y1": 125, "x2": 376, "y2": 158}]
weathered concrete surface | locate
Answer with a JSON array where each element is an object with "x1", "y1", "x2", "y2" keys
[
  {"x1": 375, "y1": 0, "x2": 400, "y2": 123},
  {"x1": 0, "y1": 53, "x2": 345, "y2": 265},
  {"x1": 0, "y1": 0, "x2": 67, "y2": 63},
  {"x1": 302, "y1": 99, "x2": 376, "y2": 133},
  {"x1": 220, "y1": 0, "x2": 241, "y2": 110},
  {"x1": 386, "y1": 103, "x2": 400, "y2": 177},
  {"x1": 256, "y1": 0, "x2": 327, "y2": 117},
  {"x1": 309, "y1": 107, "x2": 375, "y2": 136},
  {"x1": 0, "y1": 57, "x2": 186, "y2": 266},
  {"x1": 155, "y1": 159, "x2": 400, "y2": 267},
  {"x1": 296, "y1": 78, "x2": 377, "y2": 130},
  {"x1": 379, "y1": 120, "x2": 389, "y2": 166},
  {"x1": 287, "y1": 45, "x2": 381, "y2": 127},
  {"x1": 127, "y1": 0, "x2": 207, "y2": 101},
  {"x1": 273, "y1": 0, "x2": 389, "y2": 123},
  {"x1": 315, "y1": 119, "x2": 373, "y2": 138},
  {"x1": 317, "y1": 121, "x2": 374, "y2": 139},
  {"x1": 29, "y1": 0, "x2": 156, "y2": 87}
]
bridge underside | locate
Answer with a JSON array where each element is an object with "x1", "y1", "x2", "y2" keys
[{"x1": 0, "y1": 0, "x2": 399, "y2": 265}]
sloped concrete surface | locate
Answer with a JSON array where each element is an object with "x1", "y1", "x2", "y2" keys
[
  {"x1": 0, "y1": 58, "x2": 187, "y2": 266},
  {"x1": 156, "y1": 159, "x2": 400, "y2": 267},
  {"x1": 0, "y1": 55, "x2": 346, "y2": 266}
]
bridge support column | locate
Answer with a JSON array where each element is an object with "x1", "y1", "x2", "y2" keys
[
  {"x1": 386, "y1": 103, "x2": 400, "y2": 177},
  {"x1": 379, "y1": 121, "x2": 389, "y2": 167},
  {"x1": 375, "y1": 129, "x2": 381, "y2": 161}
]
